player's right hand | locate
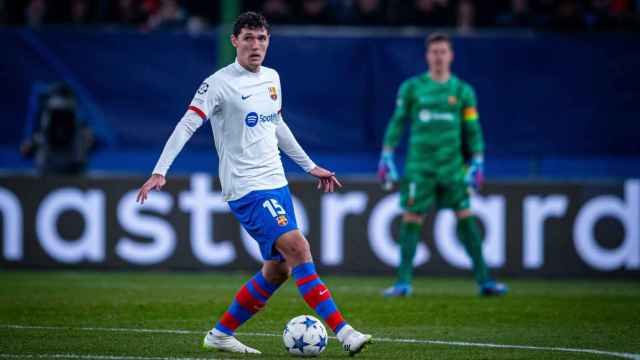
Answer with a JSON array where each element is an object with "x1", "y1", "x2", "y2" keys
[
  {"x1": 136, "y1": 174, "x2": 166, "y2": 204},
  {"x1": 377, "y1": 150, "x2": 398, "y2": 190}
]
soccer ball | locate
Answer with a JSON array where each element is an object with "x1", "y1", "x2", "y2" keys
[{"x1": 283, "y1": 315, "x2": 328, "y2": 356}]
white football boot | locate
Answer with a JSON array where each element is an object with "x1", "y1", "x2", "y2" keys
[
  {"x1": 336, "y1": 325, "x2": 372, "y2": 356},
  {"x1": 202, "y1": 328, "x2": 261, "y2": 354}
]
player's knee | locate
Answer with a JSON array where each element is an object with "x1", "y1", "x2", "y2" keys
[
  {"x1": 403, "y1": 212, "x2": 423, "y2": 224},
  {"x1": 288, "y1": 240, "x2": 311, "y2": 264},
  {"x1": 276, "y1": 231, "x2": 312, "y2": 265}
]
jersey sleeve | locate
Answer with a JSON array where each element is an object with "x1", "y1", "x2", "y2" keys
[
  {"x1": 187, "y1": 76, "x2": 220, "y2": 122},
  {"x1": 383, "y1": 80, "x2": 413, "y2": 149},
  {"x1": 460, "y1": 83, "x2": 484, "y2": 156}
]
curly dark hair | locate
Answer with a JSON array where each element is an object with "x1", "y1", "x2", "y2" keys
[{"x1": 233, "y1": 12, "x2": 271, "y2": 37}]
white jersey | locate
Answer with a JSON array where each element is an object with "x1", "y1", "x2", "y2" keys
[{"x1": 152, "y1": 59, "x2": 316, "y2": 201}]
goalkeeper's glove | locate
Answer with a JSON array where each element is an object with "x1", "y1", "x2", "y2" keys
[
  {"x1": 377, "y1": 150, "x2": 398, "y2": 190},
  {"x1": 466, "y1": 155, "x2": 484, "y2": 191}
]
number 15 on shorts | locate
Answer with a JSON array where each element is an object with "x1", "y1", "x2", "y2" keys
[
  {"x1": 263, "y1": 199, "x2": 289, "y2": 226},
  {"x1": 263, "y1": 199, "x2": 286, "y2": 217}
]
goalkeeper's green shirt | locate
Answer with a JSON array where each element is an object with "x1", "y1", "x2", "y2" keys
[{"x1": 383, "y1": 73, "x2": 484, "y2": 180}]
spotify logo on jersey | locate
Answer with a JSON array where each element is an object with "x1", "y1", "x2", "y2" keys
[
  {"x1": 245, "y1": 112, "x2": 259, "y2": 127},
  {"x1": 245, "y1": 112, "x2": 278, "y2": 127}
]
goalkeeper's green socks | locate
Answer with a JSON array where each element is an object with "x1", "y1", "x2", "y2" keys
[
  {"x1": 456, "y1": 216, "x2": 490, "y2": 285},
  {"x1": 396, "y1": 221, "x2": 422, "y2": 285}
]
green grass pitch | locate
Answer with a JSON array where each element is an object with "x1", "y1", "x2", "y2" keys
[{"x1": 0, "y1": 271, "x2": 638, "y2": 359}]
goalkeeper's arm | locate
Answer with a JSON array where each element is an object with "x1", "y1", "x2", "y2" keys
[
  {"x1": 460, "y1": 85, "x2": 484, "y2": 190},
  {"x1": 378, "y1": 81, "x2": 412, "y2": 188}
]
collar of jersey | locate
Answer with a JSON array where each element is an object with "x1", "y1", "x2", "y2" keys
[
  {"x1": 425, "y1": 72, "x2": 455, "y2": 85},
  {"x1": 233, "y1": 58, "x2": 262, "y2": 77}
]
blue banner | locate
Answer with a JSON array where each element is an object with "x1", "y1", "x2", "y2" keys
[{"x1": 2, "y1": 29, "x2": 639, "y2": 177}]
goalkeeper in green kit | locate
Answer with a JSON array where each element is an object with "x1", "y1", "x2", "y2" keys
[{"x1": 378, "y1": 33, "x2": 507, "y2": 297}]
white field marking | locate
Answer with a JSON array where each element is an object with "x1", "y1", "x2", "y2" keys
[
  {"x1": 2, "y1": 324, "x2": 199, "y2": 334},
  {"x1": 0, "y1": 354, "x2": 215, "y2": 360},
  {"x1": 2, "y1": 324, "x2": 639, "y2": 360}
]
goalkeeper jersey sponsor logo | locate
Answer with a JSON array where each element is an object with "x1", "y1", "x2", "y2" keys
[{"x1": 418, "y1": 109, "x2": 454, "y2": 122}]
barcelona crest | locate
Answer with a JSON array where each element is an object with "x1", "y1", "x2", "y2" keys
[
  {"x1": 276, "y1": 214, "x2": 288, "y2": 226},
  {"x1": 268, "y1": 86, "x2": 278, "y2": 101}
]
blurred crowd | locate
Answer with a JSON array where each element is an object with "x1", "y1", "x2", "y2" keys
[{"x1": 1, "y1": 0, "x2": 638, "y2": 32}]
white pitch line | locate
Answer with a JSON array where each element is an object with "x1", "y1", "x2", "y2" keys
[
  {"x1": 0, "y1": 354, "x2": 215, "y2": 360},
  {"x1": 1, "y1": 325, "x2": 199, "y2": 335},
  {"x1": 372, "y1": 337, "x2": 640, "y2": 360},
  {"x1": 2, "y1": 324, "x2": 639, "y2": 359}
]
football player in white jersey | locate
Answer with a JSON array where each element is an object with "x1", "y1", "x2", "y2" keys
[{"x1": 136, "y1": 12, "x2": 371, "y2": 356}]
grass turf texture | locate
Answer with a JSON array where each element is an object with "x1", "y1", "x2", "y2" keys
[{"x1": 0, "y1": 271, "x2": 638, "y2": 359}]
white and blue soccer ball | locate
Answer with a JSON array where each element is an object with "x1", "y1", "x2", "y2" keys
[{"x1": 283, "y1": 315, "x2": 328, "y2": 357}]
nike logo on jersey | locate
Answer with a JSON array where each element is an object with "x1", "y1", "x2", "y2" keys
[
  {"x1": 241, "y1": 94, "x2": 252, "y2": 100},
  {"x1": 319, "y1": 289, "x2": 329, "y2": 296}
]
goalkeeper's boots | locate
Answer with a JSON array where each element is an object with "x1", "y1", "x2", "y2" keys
[
  {"x1": 203, "y1": 328, "x2": 261, "y2": 354},
  {"x1": 479, "y1": 280, "x2": 508, "y2": 297},
  {"x1": 382, "y1": 283, "x2": 413, "y2": 297},
  {"x1": 336, "y1": 325, "x2": 373, "y2": 356}
]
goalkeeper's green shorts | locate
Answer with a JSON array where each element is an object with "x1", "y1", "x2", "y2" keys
[{"x1": 399, "y1": 173, "x2": 470, "y2": 214}]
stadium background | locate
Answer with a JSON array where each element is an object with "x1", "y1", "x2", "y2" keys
[{"x1": 1, "y1": 1, "x2": 639, "y2": 359}]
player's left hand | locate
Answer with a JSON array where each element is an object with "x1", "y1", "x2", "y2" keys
[
  {"x1": 310, "y1": 166, "x2": 342, "y2": 193},
  {"x1": 465, "y1": 155, "x2": 484, "y2": 191}
]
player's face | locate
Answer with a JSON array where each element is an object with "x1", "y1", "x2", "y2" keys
[
  {"x1": 426, "y1": 41, "x2": 453, "y2": 73},
  {"x1": 231, "y1": 27, "x2": 270, "y2": 72}
]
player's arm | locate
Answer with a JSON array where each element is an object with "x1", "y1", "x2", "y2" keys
[
  {"x1": 137, "y1": 80, "x2": 214, "y2": 204},
  {"x1": 383, "y1": 80, "x2": 413, "y2": 150},
  {"x1": 460, "y1": 84, "x2": 485, "y2": 190},
  {"x1": 378, "y1": 80, "x2": 413, "y2": 186}
]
